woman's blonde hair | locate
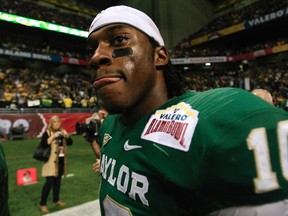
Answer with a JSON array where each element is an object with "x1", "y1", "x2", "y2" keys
[{"x1": 47, "y1": 115, "x2": 62, "y2": 131}]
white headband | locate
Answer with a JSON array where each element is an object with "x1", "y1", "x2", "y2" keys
[{"x1": 88, "y1": 5, "x2": 165, "y2": 46}]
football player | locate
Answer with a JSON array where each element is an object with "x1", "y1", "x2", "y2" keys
[{"x1": 87, "y1": 5, "x2": 288, "y2": 216}]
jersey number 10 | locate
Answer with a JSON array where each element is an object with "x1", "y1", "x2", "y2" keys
[{"x1": 247, "y1": 120, "x2": 288, "y2": 193}]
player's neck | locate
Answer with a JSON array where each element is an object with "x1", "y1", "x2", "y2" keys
[{"x1": 121, "y1": 95, "x2": 169, "y2": 126}]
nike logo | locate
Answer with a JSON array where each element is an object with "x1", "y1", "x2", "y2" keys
[{"x1": 124, "y1": 140, "x2": 142, "y2": 151}]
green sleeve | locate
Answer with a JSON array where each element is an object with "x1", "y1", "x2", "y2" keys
[{"x1": 0, "y1": 143, "x2": 10, "y2": 216}]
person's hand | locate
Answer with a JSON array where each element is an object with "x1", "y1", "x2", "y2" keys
[
  {"x1": 62, "y1": 129, "x2": 69, "y2": 137},
  {"x1": 93, "y1": 159, "x2": 100, "y2": 174},
  {"x1": 53, "y1": 132, "x2": 61, "y2": 138}
]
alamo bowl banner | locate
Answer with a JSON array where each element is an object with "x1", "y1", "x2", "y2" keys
[{"x1": 0, "y1": 113, "x2": 93, "y2": 138}]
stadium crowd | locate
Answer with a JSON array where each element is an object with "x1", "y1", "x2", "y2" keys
[
  {"x1": 0, "y1": 0, "x2": 287, "y2": 111},
  {"x1": 2, "y1": 0, "x2": 288, "y2": 60},
  {"x1": 1, "y1": 34, "x2": 87, "y2": 60},
  {"x1": 2, "y1": 0, "x2": 287, "y2": 40},
  {"x1": 187, "y1": 0, "x2": 288, "y2": 40},
  {"x1": 183, "y1": 60, "x2": 288, "y2": 110},
  {"x1": 0, "y1": 65, "x2": 97, "y2": 110},
  {"x1": 0, "y1": 60, "x2": 287, "y2": 111},
  {"x1": 0, "y1": 0, "x2": 93, "y2": 31},
  {"x1": 172, "y1": 37, "x2": 288, "y2": 58}
]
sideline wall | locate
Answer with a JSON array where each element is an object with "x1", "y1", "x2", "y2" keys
[{"x1": 0, "y1": 113, "x2": 93, "y2": 139}]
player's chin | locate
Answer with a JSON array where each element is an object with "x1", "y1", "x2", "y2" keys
[
  {"x1": 102, "y1": 98, "x2": 131, "y2": 114},
  {"x1": 98, "y1": 90, "x2": 129, "y2": 111}
]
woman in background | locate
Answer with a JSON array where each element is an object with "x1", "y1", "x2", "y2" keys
[{"x1": 39, "y1": 115, "x2": 73, "y2": 213}]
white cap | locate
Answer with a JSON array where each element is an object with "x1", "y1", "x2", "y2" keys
[{"x1": 88, "y1": 5, "x2": 165, "y2": 46}]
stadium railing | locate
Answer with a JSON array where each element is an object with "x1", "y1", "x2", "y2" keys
[{"x1": 0, "y1": 107, "x2": 95, "y2": 114}]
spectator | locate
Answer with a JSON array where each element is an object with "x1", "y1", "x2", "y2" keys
[
  {"x1": 39, "y1": 115, "x2": 73, "y2": 213},
  {"x1": 251, "y1": 88, "x2": 274, "y2": 105},
  {"x1": 63, "y1": 95, "x2": 73, "y2": 112}
]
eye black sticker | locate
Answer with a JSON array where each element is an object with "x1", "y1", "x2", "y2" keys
[{"x1": 112, "y1": 47, "x2": 133, "y2": 58}]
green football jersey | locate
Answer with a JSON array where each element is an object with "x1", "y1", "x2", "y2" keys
[
  {"x1": 99, "y1": 87, "x2": 288, "y2": 216},
  {"x1": 0, "y1": 143, "x2": 10, "y2": 216}
]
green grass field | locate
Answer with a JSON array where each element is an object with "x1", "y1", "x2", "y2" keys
[{"x1": 1, "y1": 135, "x2": 100, "y2": 216}]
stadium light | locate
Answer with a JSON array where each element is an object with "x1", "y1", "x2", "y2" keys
[{"x1": 0, "y1": 12, "x2": 89, "y2": 38}]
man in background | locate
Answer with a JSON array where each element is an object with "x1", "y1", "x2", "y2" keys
[
  {"x1": 84, "y1": 109, "x2": 108, "y2": 173},
  {"x1": 251, "y1": 88, "x2": 274, "y2": 105}
]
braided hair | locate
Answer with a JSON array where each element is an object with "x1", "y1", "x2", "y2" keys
[{"x1": 149, "y1": 37, "x2": 186, "y2": 99}]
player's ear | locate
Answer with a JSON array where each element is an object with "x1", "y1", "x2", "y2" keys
[{"x1": 154, "y1": 46, "x2": 169, "y2": 67}]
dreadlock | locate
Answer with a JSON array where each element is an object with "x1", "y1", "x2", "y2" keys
[
  {"x1": 163, "y1": 60, "x2": 186, "y2": 99},
  {"x1": 149, "y1": 37, "x2": 186, "y2": 99}
]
